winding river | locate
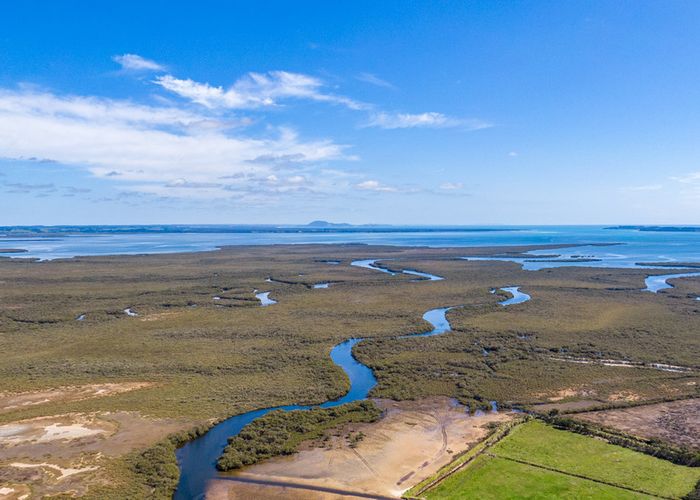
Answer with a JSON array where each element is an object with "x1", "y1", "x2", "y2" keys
[
  {"x1": 643, "y1": 272, "x2": 700, "y2": 293},
  {"x1": 350, "y1": 259, "x2": 396, "y2": 275},
  {"x1": 498, "y1": 286, "x2": 531, "y2": 306},
  {"x1": 350, "y1": 259, "x2": 444, "y2": 281},
  {"x1": 175, "y1": 263, "x2": 523, "y2": 499},
  {"x1": 254, "y1": 291, "x2": 277, "y2": 306}
]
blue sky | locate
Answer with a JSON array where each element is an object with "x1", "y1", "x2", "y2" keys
[{"x1": 1, "y1": 1, "x2": 699, "y2": 225}]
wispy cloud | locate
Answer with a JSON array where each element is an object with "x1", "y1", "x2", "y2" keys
[
  {"x1": 4, "y1": 182, "x2": 55, "y2": 193},
  {"x1": 154, "y1": 71, "x2": 368, "y2": 110},
  {"x1": 0, "y1": 87, "x2": 351, "y2": 200},
  {"x1": 365, "y1": 111, "x2": 490, "y2": 130},
  {"x1": 355, "y1": 180, "x2": 397, "y2": 192},
  {"x1": 356, "y1": 72, "x2": 395, "y2": 89},
  {"x1": 113, "y1": 54, "x2": 166, "y2": 72},
  {"x1": 440, "y1": 182, "x2": 464, "y2": 190},
  {"x1": 671, "y1": 172, "x2": 700, "y2": 184},
  {"x1": 670, "y1": 171, "x2": 700, "y2": 202},
  {"x1": 0, "y1": 56, "x2": 494, "y2": 206}
]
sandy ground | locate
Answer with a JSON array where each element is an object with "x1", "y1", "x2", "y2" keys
[
  {"x1": 532, "y1": 399, "x2": 604, "y2": 412},
  {"x1": 207, "y1": 397, "x2": 513, "y2": 500},
  {"x1": 0, "y1": 411, "x2": 188, "y2": 459},
  {"x1": 575, "y1": 398, "x2": 700, "y2": 450},
  {"x1": 0, "y1": 411, "x2": 191, "y2": 498},
  {"x1": 0, "y1": 413, "x2": 113, "y2": 451},
  {"x1": 0, "y1": 382, "x2": 153, "y2": 414},
  {"x1": 0, "y1": 483, "x2": 31, "y2": 500},
  {"x1": 533, "y1": 386, "x2": 600, "y2": 403}
]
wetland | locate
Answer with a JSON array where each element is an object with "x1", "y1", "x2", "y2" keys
[{"x1": 0, "y1": 243, "x2": 698, "y2": 498}]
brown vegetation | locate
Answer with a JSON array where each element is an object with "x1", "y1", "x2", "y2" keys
[{"x1": 0, "y1": 244, "x2": 698, "y2": 497}]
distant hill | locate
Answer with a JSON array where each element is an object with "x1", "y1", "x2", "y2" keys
[
  {"x1": 306, "y1": 220, "x2": 354, "y2": 228},
  {"x1": 0, "y1": 224, "x2": 522, "y2": 236}
]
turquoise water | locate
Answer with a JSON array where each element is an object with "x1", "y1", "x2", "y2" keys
[
  {"x1": 4, "y1": 226, "x2": 696, "y2": 496},
  {"x1": 2, "y1": 226, "x2": 700, "y2": 265}
]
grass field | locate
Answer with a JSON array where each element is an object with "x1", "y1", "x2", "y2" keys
[
  {"x1": 425, "y1": 455, "x2": 647, "y2": 499},
  {"x1": 424, "y1": 421, "x2": 700, "y2": 499}
]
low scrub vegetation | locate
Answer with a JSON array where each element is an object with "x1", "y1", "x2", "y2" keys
[
  {"x1": 217, "y1": 400, "x2": 382, "y2": 470},
  {"x1": 1, "y1": 244, "x2": 698, "y2": 497}
]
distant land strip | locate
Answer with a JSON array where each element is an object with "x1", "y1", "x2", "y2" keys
[
  {"x1": 0, "y1": 224, "x2": 526, "y2": 236},
  {"x1": 606, "y1": 226, "x2": 700, "y2": 232}
]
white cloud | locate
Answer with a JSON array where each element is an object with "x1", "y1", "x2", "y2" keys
[
  {"x1": 365, "y1": 111, "x2": 490, "y2": 130},
  {"x1": 0, "y1": 56, "x2": 495, "y2": 206},
  {"x1": 165, "y1": 178, "x2": 221, "y2": 189},
  {"x1": 0, "y1": 88, "x2": 205, "y2": 127},
  {"x1": 671, "y1": 172, "x2": 700, "y2": 184},
  {"x1": 154, "y1": 71, "x2": 367, "y2": 110},
  {"x1": 113, "y1": 54, "x2": 166, "y2": 72},
  {"x1": 508, "y1": 151, "x2": 518, "y2": 157},
  {"x1": 355, "y1": 180, "x2": 397, "y2": 192},
  {"x1": 440, "y1": 182, "x2": 464, "y2": 190},
  {"x1": 356, "y1": 72, "x2": 395, "y2": 89},
  {"x1": 670, "y1": 171, "x2": 700, "y2": 202},
  {"x1": 0, "y1": 88, "x2": 350, "y2": 200}
]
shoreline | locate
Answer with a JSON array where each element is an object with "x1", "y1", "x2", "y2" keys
[{"x1": 0, "y1": 240, "x2": 598, "y2": 262}]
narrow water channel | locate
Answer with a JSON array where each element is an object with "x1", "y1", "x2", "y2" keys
[
  {"x1": 350, "y1": 259, "x2": 444, "y2": 280},
  {"x1": 643, "y1": 272, "x2": 700, "y2": 293},
  {"x1": 174, "y1": 305, "x2": 459, "y2": 498},
  {"x1": 498, "y1": 286, "x2": 531, "y2": 306},
  {"x1": 175, "y1": 263, "x2": 527, "y2": 498},
  {"x1": 255, "y1": 291, "x2": 277, "y2": 306}
]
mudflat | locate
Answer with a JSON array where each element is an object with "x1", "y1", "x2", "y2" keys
[{"x1": 208, "y1": 397, "x2": 512, "y2": 499}]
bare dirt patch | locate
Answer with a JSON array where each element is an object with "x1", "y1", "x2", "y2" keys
[
  {"x1": 139, "y1": 311, "x2": 183, "y2": 322},
  {"x1": 207, "y1": 480, "x2": 372, "y2": 499},
  {"x1": 0, "y1": 382, "x2": 153, "y2": 414},
  {"x1": 0, "y1": 411, "x2": 191, "y2": 498},
  {"x1": 0, "y1": 483, "x2": 31, "y2": 500},
  {"x1": 207, "y1": 397, "x2": 513, "y2": 499},
  {"x1": 0, "y1": 458, "x2": 101, "y2": 498},
  {"x1": 575, "y1": 398, "x2": 700, "y2": 450},
  {"x1": 607, "y1": 391, "x2": 643, "y2": 402},
  {"x1": 0, "y1": 411, "x2": 189, "y2": 460},
  {"x1": 540, "y1": 387, "x2": 598, "y2": 402},
  {"x1": 0, "y1": 413, "x2": 112, "y2": 450},
  {"x1": 530, "y1": 399, "x2": 604, "y2": 413}
]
